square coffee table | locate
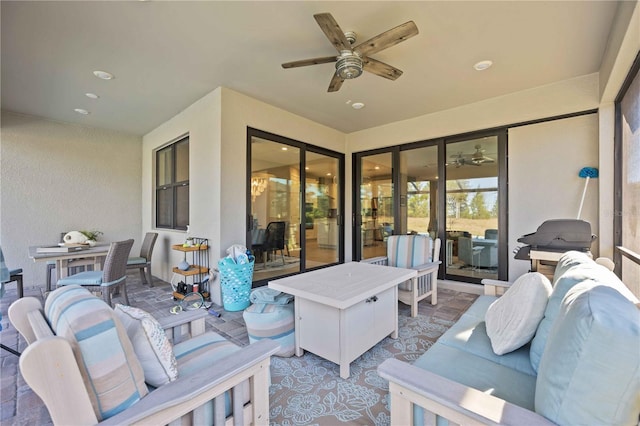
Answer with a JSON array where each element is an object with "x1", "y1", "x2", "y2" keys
[{"x1": 268, "y1": 262, "x2": 416, "y2": 378}]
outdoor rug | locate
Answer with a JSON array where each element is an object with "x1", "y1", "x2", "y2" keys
[{"x1": 268, "y1": 290, "x2": 478, "y2": 426}]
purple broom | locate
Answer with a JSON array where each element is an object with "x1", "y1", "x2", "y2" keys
[{"x1": 577, "y1": 167, "x2": 598, "y2": 219}]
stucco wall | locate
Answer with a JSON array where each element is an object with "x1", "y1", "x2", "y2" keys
[
  {"x1": 508, "y1": 114, "x2": 599, "y2": 279},
  {"x1": 141, "y1": 87, "x2": 345, "y2": 291},
  {"x1": 0, "y1": 111, "x2": 141, "y2": 289}
]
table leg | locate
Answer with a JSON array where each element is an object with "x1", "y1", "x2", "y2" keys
[{"x1": 293, "y1": 297, "x2": 304, "y2": 357}]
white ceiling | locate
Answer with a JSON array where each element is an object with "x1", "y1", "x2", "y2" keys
[{"x1": 1, "y1": 1, "x2": 621, "y2": 136}]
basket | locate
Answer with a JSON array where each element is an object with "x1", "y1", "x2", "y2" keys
[{"x1": 218, "y1": 258, "x2": 254, "y2": 311}]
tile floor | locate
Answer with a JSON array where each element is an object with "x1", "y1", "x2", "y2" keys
[{"x1": 0, "y1": 273, "x2": 475, "y2": 425}]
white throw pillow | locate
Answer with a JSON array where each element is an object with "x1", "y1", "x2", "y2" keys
[
  {"x1": 114, "y1": 304, "x2": 178, "y2": 387},
  {"x1": 485, "y1": 272, "x2": 552, "y2": 355}
]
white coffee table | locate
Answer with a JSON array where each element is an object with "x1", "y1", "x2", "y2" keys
[{"x1": 268, "y1": 262, "x2": 417, "y2": 378}]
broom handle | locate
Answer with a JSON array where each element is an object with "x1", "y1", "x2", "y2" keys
[{"x1": 577, "y1": 176, "x2": 590, "y2": 219}]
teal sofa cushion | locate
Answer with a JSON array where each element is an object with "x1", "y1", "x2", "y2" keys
[
  {"x1": 535, "y1": 284, "x2": 640, "y2": 425},
  {"x1": 530, "y1": 251, "x2": 638, "y2": 372},
  {"x1": 437, "y1": 296, "x2": 536, "y2": 376},
  {"x1": 414, "y1": 342, "x2": 537, "y2": 410}
]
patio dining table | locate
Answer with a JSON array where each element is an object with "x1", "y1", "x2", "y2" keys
[{"x1": 28, "y1": 243, "x2": 110, "y2": 283}]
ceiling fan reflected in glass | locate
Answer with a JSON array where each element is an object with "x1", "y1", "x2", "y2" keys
[
  {"x1": 281, "y1": 13, "x2": 419, "y2": 92},
  {"x1": 447, "y1": 145, "x2": 495, "y2": 167}
]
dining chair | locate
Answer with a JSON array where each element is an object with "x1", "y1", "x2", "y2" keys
[
  {"x1": 127, "y1": 232, "x2": 158, "y2": 286},
  {"x1": 57, "y1": 239, "x2": 134, "y2": 307},
  {"x1": 253, "y1": 221, "x2": 286, "y2": 267}
]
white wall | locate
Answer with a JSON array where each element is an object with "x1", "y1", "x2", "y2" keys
[
  {"x1": 508, "y1": 114, "x2": 599, "y2": 279},
  {"x1": 219, "y1": 88, "x2": 345, "y2": 258},
  {"x1": 141, "y1": 87, "x2": 345, "y2": 287},
  {"x1": 0, "y1": 111, "x2": 141, "y2": 289},
  {"x1": 345, "y1": 74, "x2": 601, "y2": 265},
  {"x1": 141, "y1": 88, "x2": 222, "y2": 285}
]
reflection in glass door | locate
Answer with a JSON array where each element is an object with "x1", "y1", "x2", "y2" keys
[
  {"x1": 249, "y1": 138, "x2": 301, "y2": 282},
  {"x1": 359, "y1": 152, "x2": 394, "y2": 260},
  {"x1": 445, "y1": 137, "x2": 499, "y2": 281},
  {"x1": 305, "y1": 152, "x2": 340, "y2": 268},
  {"x1": 399, "y1": 145, "x2": 439, "y2": 238}
]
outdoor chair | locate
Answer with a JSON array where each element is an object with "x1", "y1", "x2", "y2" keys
[
  {"x1": 57, "y1": 239, "x2": 133, "y2": 307},
  {"x1": 8, "y1": 285, "x2": 279, "y2": 425},
  {"x1": 362, "y1": 234, "x2": 441, "y2": 317},
  {"x1": 126, "y1": 232, "x2": 158, "y2": 286}
]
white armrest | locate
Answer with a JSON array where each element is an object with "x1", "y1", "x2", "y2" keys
[
  {"x1": 158, "y1": 309, "x2": 208, "y2": 342},
  {"x1": 378, "y1": 358, "x2": 554, "y2": 426},
  {"x1": 360, "y1": 256, "x2": 388, "y2": 265},
  {"x1": 481, "y1": 279, "x2": 512, "y2": 296},
  {"x1": 101, "y1": 339, "x2": 280, "y2": 425},
  {"x1": 411, "y1": 260, "x2": 441, "y2": 274}
]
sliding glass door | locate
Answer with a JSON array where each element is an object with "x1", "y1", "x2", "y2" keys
[
  {"x1": 248, "y1": 128, "x2": 344, "y2": 285},
  {"x1": 444, "y1": 136, "x2": 500, "y2": 281},
  {"x1": 354, "y1": 131, "x2": 507, "y2": 283}
]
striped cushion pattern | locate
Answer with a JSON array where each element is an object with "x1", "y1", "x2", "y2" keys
[
  {"x1": 243, "y1": 303, "x2": 295, "y2": 357},
  {"x1": 174, "y1": 332, "x2": 246, "y2": 423},
  {"x1": 45, "y1": 285, "x2": 148, "y2": 420},
  {"x1": 387, "y1": 235, "x2": 433, "y2": 268},
  {"x1": 387, "y1": 235, "x2": 433, "y2": 291}
]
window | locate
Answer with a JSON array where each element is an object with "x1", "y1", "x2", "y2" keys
[
  {"x1": 615, "y1": 52, "x2": 640, "y2": 289},
  {"x1": 156, "y1": 136, "x2": 189, "y2": 230}
]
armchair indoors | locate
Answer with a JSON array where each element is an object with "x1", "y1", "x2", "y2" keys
[
  {"x1": 362, "y1": 234, "x2": 441, "y2": 317},
  {"x1": 126, "y1": 232, "x2": 158, "y2": 286},
  {"x1": 57, "y1": 239, "x2": 133, "y2": 307},
  {"x1": 8, "y1": 285, "x2": 279, "y2": 425}
]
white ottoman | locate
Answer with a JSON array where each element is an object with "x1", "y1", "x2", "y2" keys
[{"x1": 243, "y1": 303, "x2": 294, "y2": 357}]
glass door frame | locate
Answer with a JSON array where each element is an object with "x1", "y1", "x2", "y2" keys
[
  {"x1": 247, "y1": 127, "x2": 345, "y2": 286},
  {"x1": 441, "y1": 129, "x2": 508, "y2": 283},
  {"x1": 353, "y1": 129, "x2": 508, "y2": 283}
]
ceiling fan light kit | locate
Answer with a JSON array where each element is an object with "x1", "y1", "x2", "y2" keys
[
  {"x1": 282, "y1": 12, "x2": 418, "y2": 92},
  {"x1": 336, "y1": 52, "x2": 363, "y2": 79}
]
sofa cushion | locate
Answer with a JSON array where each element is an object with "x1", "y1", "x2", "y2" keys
[
  {"x1": 114, "y1": 304, "x2": 178, "y2": 387},
  {"x1": 414, "y1": 342, "x2": 537, "y2": 411},
  {"x1": 44, "y1": 285, "x2": 148, "y2": 421},
  {"x1": 485, "y1": 272, "x2": 551, "y2": 355},
  {"x1": 530, "y1": 251, "x2": 639, "y2": 372},
  {"x1": 437, "y1": 296, "x2": 536, "y2": 376},
  {"x1": 535, "y1": 284, "x2": 640, "y2": 425}
]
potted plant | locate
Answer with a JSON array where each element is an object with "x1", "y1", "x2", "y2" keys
[{"x1": 80, "y1": 230, "x2": 103, "y2": 246}]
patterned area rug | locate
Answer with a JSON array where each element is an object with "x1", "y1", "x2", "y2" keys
[{"x1": 268, "y1": 290, "x2": 478, "y2": 426}]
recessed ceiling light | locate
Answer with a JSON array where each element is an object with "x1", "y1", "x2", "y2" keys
[
  {"x1": 473, "y1": 60, "x2": 493, "y2": 71},
  {"x1": 351, "y1": 102, "x2": 365, "y2": 110},
  {"x1": 74, "y1": 108, "x2": 90, "y2": 115},
  {"x1": 326, "y1": 173, "x2": 332, "y2": 176},
  {"x1": 281, "y1": 147, "x2": 288, "y2": 151},
  {"x1": 93, "y1": 70, "x2": 114, "y2": 80},
  {"x1": 85, "y1": 93, "x2": 99, "y2": 99},
  {"x1": 374, "y1": 166, "x2": 380, "y2": 170}
]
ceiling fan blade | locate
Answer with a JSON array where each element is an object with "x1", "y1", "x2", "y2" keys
[
  {"x1": 282, "y1": 56, "x2": 337, "y2": 69},
  {"x1": 314, "y1": 13, "x2": 352, "y2": 52},
  {"x1": 354, "y1": 21, "x2": 418, "y2": 57},
  {"x1": 363, "y1": 57, "x2": 403, "y2": 80},
  {"x1": 328, "y1": 73, "x2": 345, "y2": 92}
]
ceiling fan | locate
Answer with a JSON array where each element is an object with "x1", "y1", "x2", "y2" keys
[
  {"x1": 447, "y1": 145, "x2": 495, "y2": 167},
  {"x1": 282, "y1": 13, "x2": 419, "y2": 92}
]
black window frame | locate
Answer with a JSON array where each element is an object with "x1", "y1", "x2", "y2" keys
[
  {"x1": 614, "y1": 51, "x2": 640, "y2": 275},
  {"x1": 155, "y1": 135, "x2": 189, "y2": 230}
]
